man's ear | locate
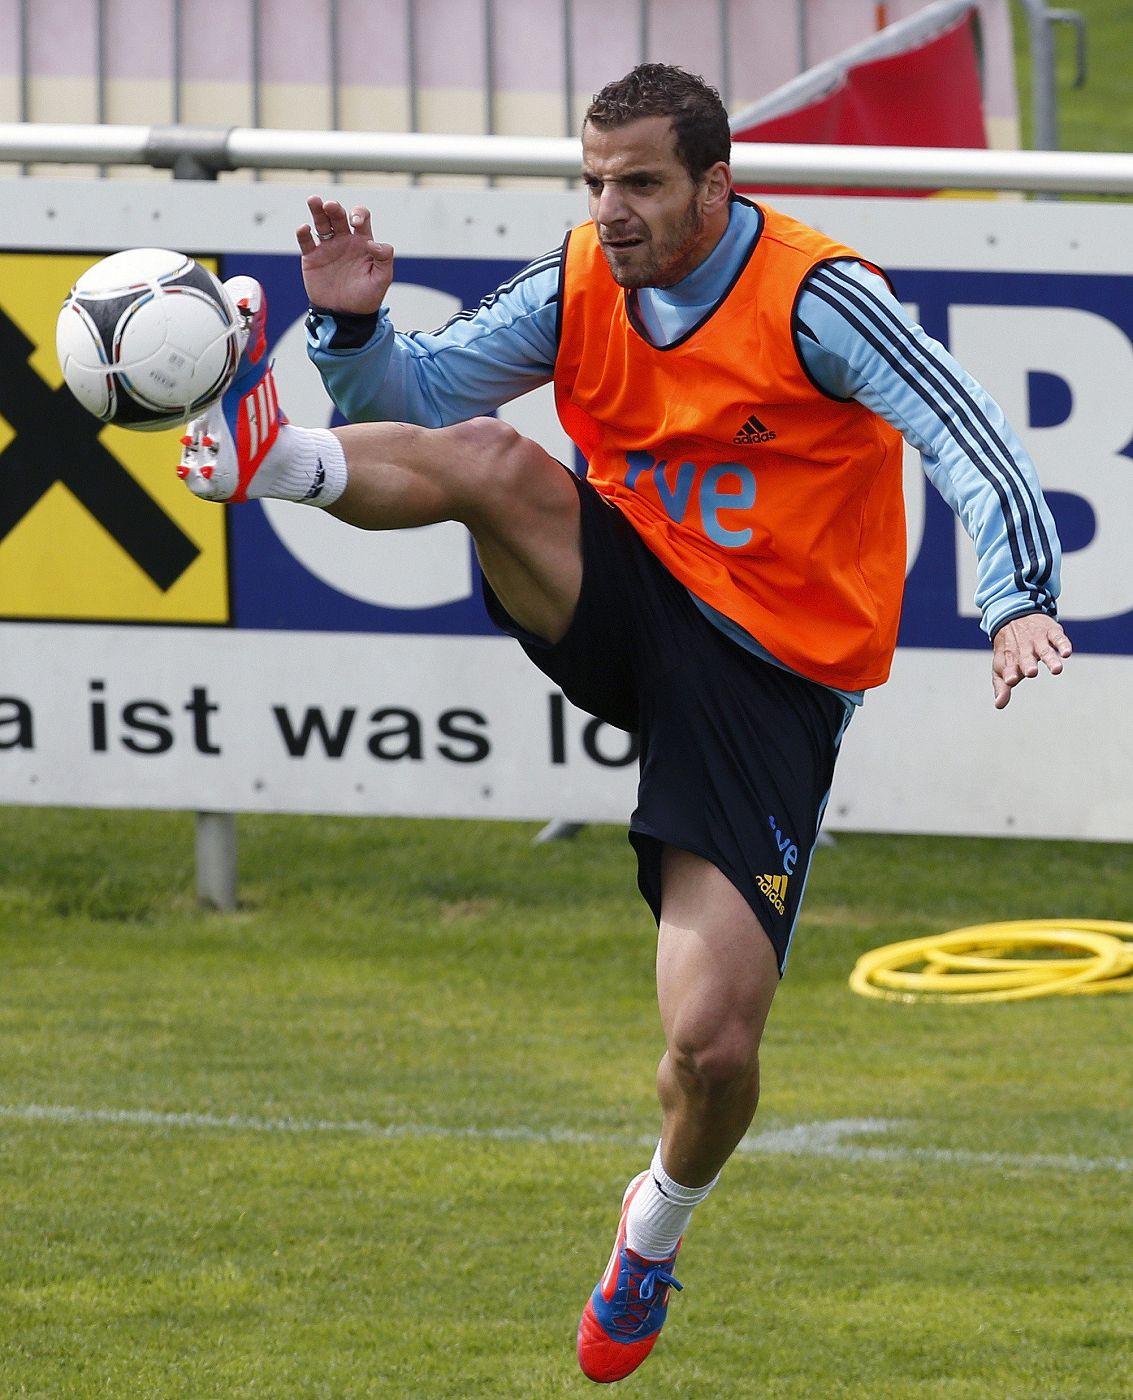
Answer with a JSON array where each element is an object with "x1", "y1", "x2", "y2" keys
[{"x1": 701, "y1": 160, "x2": 733, "y2": 215}]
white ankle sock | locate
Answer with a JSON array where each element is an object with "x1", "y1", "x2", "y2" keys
[
  {"x1": 624, "y1": 1143, "x2": 719, "y2": 1261},
  {"x1": 246, "y1": 424, "x2": 347, "y2": 506}
]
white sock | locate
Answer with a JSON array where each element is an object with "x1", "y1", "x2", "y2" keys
[
  {"x1": 246, "y1": 424, "x2": 347, "y2": 506},
  {"x1": 624, "y1": 1142, "x2": 719, "y2": 1261}
]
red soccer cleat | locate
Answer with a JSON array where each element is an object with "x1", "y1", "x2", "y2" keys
[{"x1": 577, "y1": 1171, "x2": 683, "y2": 1384}]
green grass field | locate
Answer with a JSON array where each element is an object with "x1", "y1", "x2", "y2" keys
[{"x1": 1, "y1": 808, "x2": 1131, "y2": 1398}]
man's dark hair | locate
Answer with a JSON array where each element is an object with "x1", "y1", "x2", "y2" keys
[{"x1": 583, "y1": 63, "x2": 731, "y2": 181}]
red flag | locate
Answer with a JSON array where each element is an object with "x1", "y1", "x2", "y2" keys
[{"x1": 733, "y1": 11, "x2": 986, "y2": 197}]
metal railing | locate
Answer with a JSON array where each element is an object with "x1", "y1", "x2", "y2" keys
[{"x1": 2, "y1": 122, "x2": 1132, "y2": 194}]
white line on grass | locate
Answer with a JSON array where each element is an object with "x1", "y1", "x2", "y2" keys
[{"x1": 1, "y1": 1102, "x2": 1130, "y2": 1174}]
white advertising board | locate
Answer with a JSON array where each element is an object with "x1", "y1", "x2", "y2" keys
[{"x1": 1, "y1": 180, "x2": 1130, "y2": 839}]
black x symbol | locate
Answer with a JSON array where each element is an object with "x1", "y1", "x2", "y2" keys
[{"x1": 0, "y1": 305, "x2": 200, "y2": 591}]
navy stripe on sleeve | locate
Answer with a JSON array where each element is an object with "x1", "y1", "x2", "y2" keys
[
  {"x1": 808, "y1": 264, "x2": 1056, "y2": 612},
  {"x1": 433, "y1": 249, "x2": 563, "y2": 333}
]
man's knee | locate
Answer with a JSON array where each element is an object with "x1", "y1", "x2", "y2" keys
[
  {"x1": 666, "y1": 1018, "x2": 761, "y2": 1095},
  {"x1": 441, "y1": 416, "x2": 542, "y2": 508}
]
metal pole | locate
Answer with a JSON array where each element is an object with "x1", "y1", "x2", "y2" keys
[
  {"x1": 95, "y1": 0, "x2": 107, "y2": 126},
  {"x1": 329, "y1": 0, "x2": 341, "y2": 182},
  {"x1": 1017, "y1": 1, "x2": 1087, "y2": 151},
  {"x1": 718, "y1": 0, "x2": 732, "y2": 109},
  {"x1": 250, "y1": 0, "x2": 262, "y2": 180},
  {"x1": 563, "y1": 0, "x2": 574, "y2": 136},
  {"x1": 6, "y1": 123, "x2": 1133, "y2": 193},
  {"x1": 1016, "y1": 0, "x2": 1058, "y2": 150},
  {"x1": 484, "y1": 0, "x2": 496, "y2": 134},
  {"x1": 195, "y1": 812, "x2": 238, "y2": 912},
  {"x1": 533, "y1": 821, "x2": 585, "y2": 844},
  {"x1": 329, "y1": 0, "x2": 341, "y2": 132},
  {"x1": 153, "y1": 112, "x2": 237, "y2": 910},
  {"x1": 17, "y1": 0, "x2": 29, "y2": 174},
  {"x1": 95, "y1": 0, "x2": 107, "y2": 177},
  {"x1": 484, "y1": 0, "x2": 496, "y2": 186},
  {"x1": 406, "y1": 0, "x2": 420, "y2": 184},
  {"x1": 172, "y1": 0, "x2": 183, "y2": 122}
]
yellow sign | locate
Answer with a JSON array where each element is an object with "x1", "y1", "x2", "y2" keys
[{"x1": 0, "y1": 253, "x2": 229, "y2": 623}]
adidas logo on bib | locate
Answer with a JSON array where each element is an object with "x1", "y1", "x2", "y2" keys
[{"x1": 733, "y1": 412, "x2": 777, "y2": 445}]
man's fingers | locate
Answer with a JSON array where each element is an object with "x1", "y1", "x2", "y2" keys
[
  {"x1": 994, "y1": 659, "x2": 1021, "y2": 702},
  {"x1": 322, "y1": 201, "x2": 352, "y2": 237},
  {"x1": 302, "y1": 197, "x2": 349, "y2": 245},
  {"x1": 991, "y1": 616, "x2": 1072, "y2": 709},
  {"x1": 350, "y1": 206, "x2": 375, "y2": 240},
  {"x1": 306, "y1": 195, "x2": 338, "y2": 241},
  {"x1": 1033, "y1": 626, "x2": 1072, "y2": 676},
  {"x1": 300, "y1": 199, "x2": 378, "y2": 255}
]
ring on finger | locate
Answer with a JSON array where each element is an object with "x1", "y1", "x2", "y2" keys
[{"x1": 315, "y1": 227, "x2": 335, "y2": 242}]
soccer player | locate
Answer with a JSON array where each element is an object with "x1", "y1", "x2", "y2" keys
[{"x1": 179, "y1": 63, "x2": 1072, "y2": 1384}]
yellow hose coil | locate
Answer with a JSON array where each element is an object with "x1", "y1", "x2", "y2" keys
[{"x1": 849, "y1": 919, "x2": 1133, "y2": 1003}]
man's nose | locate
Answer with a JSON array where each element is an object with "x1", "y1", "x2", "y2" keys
[{"x1": 594, "y1": 183, "x2": 629, "y2": 224}]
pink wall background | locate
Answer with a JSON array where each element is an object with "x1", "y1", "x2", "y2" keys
[{"x1": 0, "y1": 0, "x2": 1017, "y2": 130}]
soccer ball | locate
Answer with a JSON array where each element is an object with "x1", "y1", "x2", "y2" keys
[{"x1": 55, "y1": 248, "x2": 242, "y2": 432}]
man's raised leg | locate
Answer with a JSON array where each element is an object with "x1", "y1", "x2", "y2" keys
[{"x1": 177, "y1": 281, "x2": 582, "y2": 645}]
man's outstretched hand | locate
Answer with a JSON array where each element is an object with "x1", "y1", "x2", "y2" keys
[
  {"x1": 992, "y1": 613, "x2": 1072, "y2": 710},
  {"x1": 296, "y1": 195, "x2": 394, "y2": 316}
]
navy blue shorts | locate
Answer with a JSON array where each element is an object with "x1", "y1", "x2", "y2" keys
[{"x1": 481, "y1": 470, "x2": 850, "y2": 973}]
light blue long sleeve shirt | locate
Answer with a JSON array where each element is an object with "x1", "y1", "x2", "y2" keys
[{"x1": 307, "y1": 199, "x2": 1061, "y2": 703}]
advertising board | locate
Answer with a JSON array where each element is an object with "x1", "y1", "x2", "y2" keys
[{"x1": 1, "y1": 181, "x2": 1130, "y2": 838}]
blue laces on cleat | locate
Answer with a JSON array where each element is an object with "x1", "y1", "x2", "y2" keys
[{"x1": 608, "y1": 1253, "x2": 683, "y2": 1339}]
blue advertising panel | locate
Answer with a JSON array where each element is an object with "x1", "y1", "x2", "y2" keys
[
  {"x1": 893, "y1": 267, "x2": 1133, "y2": 656},
  {"x1": 223, "y1": 252, "x2": 523, "y2": 636}
]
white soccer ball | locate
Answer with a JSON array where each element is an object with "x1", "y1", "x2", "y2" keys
[{"x1": 55, "y1": 248, "x2": 242, "y2": 432}]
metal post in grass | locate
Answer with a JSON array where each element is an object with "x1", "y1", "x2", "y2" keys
[
  {"x1": 1015, "y1": 0, "x2": 1087, "y2": 153},
  {"x1": 195, "y1": 811, "x2": 238, "y2": 912},
  {"x1": 149, "y1": 140, "x2": 242, "y2": 911},
  {"x1": 533, "y1": 820, "x2": 585, "y2": 844}
]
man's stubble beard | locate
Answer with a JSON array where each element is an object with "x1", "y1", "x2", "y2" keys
[{"x1": 602, "y1": 194, "x2": 706, "y2": 290}]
